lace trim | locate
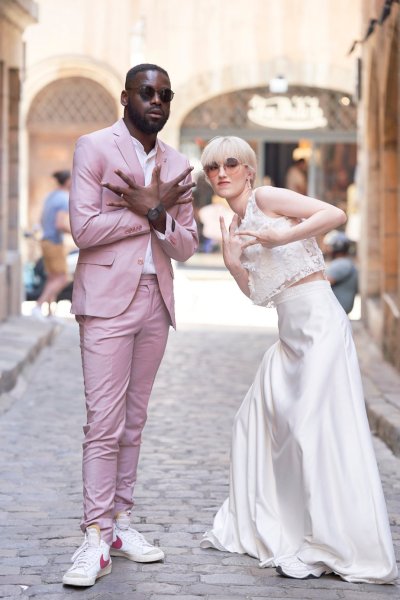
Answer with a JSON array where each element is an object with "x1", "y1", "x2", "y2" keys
[{"x1": 238, "y1": 190, "x2": 326, "y2": 307}]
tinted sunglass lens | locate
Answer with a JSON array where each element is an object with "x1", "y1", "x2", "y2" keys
[
  {"x1": 159, "y1": 89, "x2": 174, "y2": 102},
  {"x1": 139, "y1": 86, "x2": 155, "y2": 100},
  {"x1": 225, "y1": 158, "x2": 240, "y2": 169},
  {"x1": 205, "y1": 163, "x2": 219, "y2": 176}
]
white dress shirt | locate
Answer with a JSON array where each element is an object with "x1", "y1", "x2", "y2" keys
[{"x1": 131, "y1": 136, "x2": 173, "y2": 274}]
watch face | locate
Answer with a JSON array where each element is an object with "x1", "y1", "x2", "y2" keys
[
  {"x1": 148, "y1": 204, "x2": 165, "y2": 221},
  {"x1": 148, "y1": 208, "x2": 159, "y2": 220}
]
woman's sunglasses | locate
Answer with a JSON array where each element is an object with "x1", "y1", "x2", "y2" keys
[
  {"x1": 204, "y1": 157, "x2": 243, "y2": 178},
  {"x1": 125, "y1": 85, "x2": 175, "y2": 103}
]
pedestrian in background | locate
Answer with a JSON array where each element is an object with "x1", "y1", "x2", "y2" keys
[
  {"x1": 192, "y1": 170, "x2": 213, "y2": 251},
  {"x1": 63, "y1": 63, "x2": 197, "y2": 588},
  {"x1": 32, "y1": 170, "x2": 71, "y2": 319},
  {"x1": 284, "y1": 158, "x2": 307, "y2": 195},
  {"x1": 199, "y1": 136, "x2": 397, "y2": 584},
  {"x1": 198, "y1": 193, "x2": 235, "y2": 253},
  {"x1": 323, "y1": 230, "x2": 358, "y2": 314}
]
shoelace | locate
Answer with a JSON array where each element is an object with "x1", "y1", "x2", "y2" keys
[
  {"x1": 70, "y1": 541, "x2": 101, "y2": 569},
  {"x1": 117, "y1": 526, "x2": 153, "y2": 549}
]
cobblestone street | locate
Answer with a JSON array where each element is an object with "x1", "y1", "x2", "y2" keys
[{"x1": 1, "y1": 308, "x2": 399, "y2": 599}]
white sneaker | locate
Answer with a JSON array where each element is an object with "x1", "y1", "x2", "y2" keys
[
  {"x1": 111, "y1": 512, "x2": 164, "y2": 563},
  {"x1": 31, "y1": 306, "x2": 47, "y2": 321},
  {"x1": 276, "y1": 555, "x2": 332, "y2": 579},
  {"x1": 63, "y1": 526, "x2": 112, "y2": 587}
]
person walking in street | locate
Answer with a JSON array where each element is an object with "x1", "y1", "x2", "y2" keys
[
  {"x1": 32, "y1": 170, "x2": 71, "y2": 319},
  {"x1": 284, "y1": 157, "x2": 307, "y2": 195},
  {"x1": 199, "y1": 136, "x2": 397, "y2": 584},
  {"x1": 63, "y1": 63, "x2": 198, "y2": 587},
  {"x1": 323, "y1": 229, "x2": 358, "y2": 314}
]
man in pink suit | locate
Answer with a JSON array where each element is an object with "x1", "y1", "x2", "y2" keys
[{"x1": 63, "y1": 64, "x2": 198, "y2": 587}]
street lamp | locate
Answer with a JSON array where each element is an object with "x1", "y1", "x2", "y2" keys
[{"x1": 269, "y1": 75, "x2": 288, "y2": 94}]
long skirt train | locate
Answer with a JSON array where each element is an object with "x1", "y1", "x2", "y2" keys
[{"x1": 201, "y1": 281, "x2": 397, "y2": 584}]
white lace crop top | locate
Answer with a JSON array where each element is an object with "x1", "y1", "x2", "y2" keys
[{"x1": 238, "y1": 191, "x2": 326, "y2": 307}]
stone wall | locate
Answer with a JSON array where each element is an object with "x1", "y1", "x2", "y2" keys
[
  {"x1": 359, "y1": 0, "x2": 400, "y2": 369},
  {"x1": 0, "y1": 1, "x2": 38, "y2": 320}
]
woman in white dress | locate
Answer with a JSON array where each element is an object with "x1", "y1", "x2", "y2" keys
[{"x1": 199, "y1": 136, "x2": 397, "y2": 584}]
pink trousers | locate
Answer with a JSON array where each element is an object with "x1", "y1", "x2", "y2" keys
[{"x1": 76, "y1": 275, "x2": 170, "y2": 544}]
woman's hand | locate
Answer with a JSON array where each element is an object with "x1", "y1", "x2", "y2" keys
[
  {"x1": 236, "y1": 227, "x2": 288, "y2": 249},
  {"x1": 220, "y1": 214, "x2": 251, "y2": 298},
  {"x1": 220, "y1": 214, "x2": 244, "y2": 268}
]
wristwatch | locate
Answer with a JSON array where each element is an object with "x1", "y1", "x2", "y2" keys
[{"x1": 147, "y1": 203, "x2": 165, "y2": 222}]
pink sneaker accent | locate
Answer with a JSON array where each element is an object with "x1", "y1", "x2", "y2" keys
[
  {"x1": 111, "y1": 535, "x2": 123, "y2": 550},
  {"x1": 100, "y1": 554, "x2": 110, "y2": 569},
  {"x1": 111, "y1": 513, "x2": 164, "y2": 563},
  {"x1": 62, "y1": 528, "x2": 112, "y2": 587}
]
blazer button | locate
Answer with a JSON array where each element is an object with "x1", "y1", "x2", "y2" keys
[{"x1": 138, "y1": 258, "x2": 144, "y2": 265}]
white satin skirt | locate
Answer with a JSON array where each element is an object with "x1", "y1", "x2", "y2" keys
[{"x1": 201, "y1": 281, "x2": 397, "y2": 584}]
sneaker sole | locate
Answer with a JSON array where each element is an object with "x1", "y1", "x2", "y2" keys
[
  {"x1": 110, "y1": 548, "x2": 164, "y2": 563},
  {"x1": 276, "y1": 565, "x2": 332, "y2": 580},
  {"x1": 63, "y1": 564, "x2": 112, "y2": 587}
]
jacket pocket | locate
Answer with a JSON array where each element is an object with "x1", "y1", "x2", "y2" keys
[{"x1": 78, "y1": 250, "x2": 116, "y2": 266}]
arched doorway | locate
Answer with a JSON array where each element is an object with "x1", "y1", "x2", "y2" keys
[
  {"x1": 181, "y1": 84, "x2": 357, "y2": 255},
  {"x1": 26, "y1": 77, "x2": 118, "y2": 232},
  {"x1": 180, "y1": 85, "x2": 357, "y2": 205}
]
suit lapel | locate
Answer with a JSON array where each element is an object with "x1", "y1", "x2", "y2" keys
[{"x1": 113, "y1": 119, "x2": 145, "y2": 186}]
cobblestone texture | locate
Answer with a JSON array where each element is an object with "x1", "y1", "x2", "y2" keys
[{"x1": 0, "y1": 321, "x2": 399, "y2": 599}]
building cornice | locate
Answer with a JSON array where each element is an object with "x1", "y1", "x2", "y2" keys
[{"x1": 0, "y1": 0, "x2": 38, "y2": 30}]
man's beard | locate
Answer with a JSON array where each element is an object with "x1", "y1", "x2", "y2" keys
[{"x1": 127, "y1": 103, "x2": 168, "y2": 134}]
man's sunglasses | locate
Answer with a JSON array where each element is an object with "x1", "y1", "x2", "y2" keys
[
  {"x1": 125, "y1": 85, "x2": 175, "y2": 103},
  {"x1": 204, "y1": 157, "x2": 243, "y2": 178}
]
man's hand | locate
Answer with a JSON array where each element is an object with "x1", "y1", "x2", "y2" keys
[
  {"x1": 102, "y1": 167, "x2": 160, "y2": 216},
  {"x1": 103, "y1": 165, "x2": 195, "y2": 216},
  {"x1": 158, "y1": 166, "x2": 195, "y2": 210}
]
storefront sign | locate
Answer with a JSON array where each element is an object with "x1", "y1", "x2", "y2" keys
[{"x1": 248, "y1": 95, "x2": 328, "y2": 130}]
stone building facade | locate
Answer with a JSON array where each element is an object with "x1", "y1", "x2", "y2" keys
[
  {"x1": 4, "y1": 0, "x2": 381, "y2": 341},
  {"x1": 0, "y1": 0, "x2": 37, "y2": 320},
  {"x1": 21, "y1": 0, "x2": 362, "y2": 233},
  {"x1": 358, "y1": 0, "x2": 400, "y2": 369}
]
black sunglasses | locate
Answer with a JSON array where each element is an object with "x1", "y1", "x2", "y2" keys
[{"x1": 126, "y1": 85, "x2": 175, "y2": 103}]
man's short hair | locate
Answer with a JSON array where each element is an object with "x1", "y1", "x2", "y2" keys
[
  {"x1": 52, "y1": 170, "x2": 71, "y2": 186},
  {"x1": 125, "y1": 64, "x2": 170, "y2": 89}
]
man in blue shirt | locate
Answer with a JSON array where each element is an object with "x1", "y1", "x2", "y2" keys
[{"x1": 32, "y1": 170, "x2": 71, "y2": 318}]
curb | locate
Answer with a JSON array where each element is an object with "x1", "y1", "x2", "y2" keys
[
  {"x1": 353, "y1": 322, "x2": 400, "y2": 457},
  {"x1": 0, "y1": 316, "x2": 59, "y2": 397}
]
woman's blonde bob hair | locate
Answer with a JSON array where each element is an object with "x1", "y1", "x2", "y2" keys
[{"x1": 200, "y1": 136, "x2": 257, "y2": 186}]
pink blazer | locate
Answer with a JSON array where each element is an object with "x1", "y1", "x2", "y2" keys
[{"x1": 69, "y1": 119, "x2": 198, "y2": 327}]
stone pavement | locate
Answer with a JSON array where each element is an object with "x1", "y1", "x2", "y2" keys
[{"x1": 0, "y1": 319, "x2": 399, "y2": 600}]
